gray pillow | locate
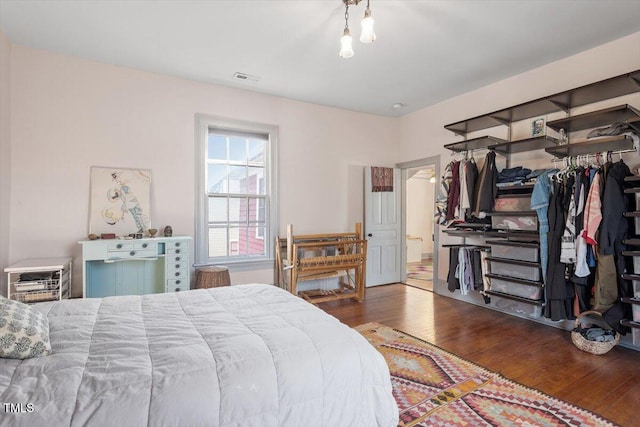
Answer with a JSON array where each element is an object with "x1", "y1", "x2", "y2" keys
[{"x1": 0, "y1": 296, "x2": 51, "y2": 359}]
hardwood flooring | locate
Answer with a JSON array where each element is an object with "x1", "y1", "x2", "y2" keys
[{"x1": 319, "y1": 284, "x2": 640, "y2": 426}]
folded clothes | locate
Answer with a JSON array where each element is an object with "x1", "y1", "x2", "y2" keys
[
  {"x1": 496, "y1": 180, "x2": 525, "y2": 188},
  {"x1": 497, "y1": 166, "x2": 532, "y2": 183},
  {"x1": 20, "y1": 272, "x2": 53, "y2": 281},
  {"x1": 587, "y1": 122, "x2": 632, "y2": 138},
  {"x1": 526, "y1": 169, "x2": 547, "y2": 180},
  {"x1": 573, "y1": 325, "x2": 617, "y2": 342}
]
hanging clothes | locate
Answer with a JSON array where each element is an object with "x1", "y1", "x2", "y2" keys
[
  {"x1": 435, "y1": 162, "x2": 453, "y2": 225},
  {"x1": 447, "y1": 246, "x2": 486, "y2": 295},
  {"x1": 473, "y1": 150, "x2": 498, "y2": 217},
  {"x1": 531, "y1": 169, "x2": 558, "y2": 286},
  {"x1": 445, "y1": 160, "x2": 461, "y2": 221},
  {"x1": 447, "y1": 247, "x2": 460, "y2": 292},
  {"x1": 582, "y1": 171, "x2": 602, "y2": 246},
  {"x1": 460, "y1": 158, "x2": 478, "y2": 219},
  {"x1": 560, "y1": 174, "x2": 577, "y2": 264},
  {"x1": 600, "y1": 159, "x2": 638, "y2": 335},
  {"x1": 545, "y1": 179, "x2": 574, "y2": 321},
  {"x1": 465, "y1": 158, "x2": 478, "y2": 215}
]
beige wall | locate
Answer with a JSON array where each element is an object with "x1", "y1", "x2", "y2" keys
[
  {"x1": 3, "y1": 31, "x2": 640, "y2": 297},
  {"x1": 7, "y1": 44, "x2": 398, "y2": 295},
  {"x1": 398, "y1": 32, "x2": 640, "y2": 288},
  {"x1": 0, "y1": 32, "x2": 11, "y2": 296}
]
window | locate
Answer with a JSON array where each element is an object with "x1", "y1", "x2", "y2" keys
[{"x1": 195, "y1": 115, "x2": 278, "y2": 269}]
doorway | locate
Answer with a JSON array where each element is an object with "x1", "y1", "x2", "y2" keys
[{"x1": 397, "y1": 156, "x2": 440, "y2": 292}]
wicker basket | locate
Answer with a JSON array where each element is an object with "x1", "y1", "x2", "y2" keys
[{"x1": 571, "y1": 310, "x2": 620, "y2": 355}]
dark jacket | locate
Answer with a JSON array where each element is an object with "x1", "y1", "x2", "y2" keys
[
  {"x1": 600, "y1": 160, "x2": 632, "y2": 255},
  {"x1": 473, "y1": 150, "x2": 497, "y2": 215}
]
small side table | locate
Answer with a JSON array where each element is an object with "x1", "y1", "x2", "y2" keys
[
  {"x1": 5, "y1": 257, "x2": 73, "y2": 303},
  {"x1": 195, "y1": 266, "x2": 231, "y2": 289}
]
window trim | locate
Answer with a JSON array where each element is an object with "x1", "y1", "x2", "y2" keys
[{"x1": 194, "y1": 114, "x2": 278, "y2": 271}]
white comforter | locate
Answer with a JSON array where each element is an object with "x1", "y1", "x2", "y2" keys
[{"x1": 0, "y1": 284, "x2": 398, "y2": 427}]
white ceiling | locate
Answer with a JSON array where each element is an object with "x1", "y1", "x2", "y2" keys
[{"x1": 1, "y1": 0, "x2": 639, "y2": 117}]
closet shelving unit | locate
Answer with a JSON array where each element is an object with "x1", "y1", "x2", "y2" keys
[
  {"x1": 445, "y1": 71, "x2": 640, "y2": 137},
  {"x1": 442, "y1": 69, "x2": 640, "y2": 344},
  {"x1": 544, "y1": 104, "x2": 640, "y2": 157},
  {"x1": 620, "y1": 175, "x2": 640, "y2": 347}
]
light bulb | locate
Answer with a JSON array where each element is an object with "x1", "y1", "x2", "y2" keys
[
  {"x1": 339, "y1": 27, "x2": 354, "y2": 58},
  {"x1": 360, "y1": 8, "x2": 376, "y2": 43}
]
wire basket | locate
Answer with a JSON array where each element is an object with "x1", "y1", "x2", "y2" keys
[
  {"x1": 13, "y1": 278, "x2": 60, "y2": 292},
  {"x1": 571, "y1": 310, "x2": 620, "y2": 355}
]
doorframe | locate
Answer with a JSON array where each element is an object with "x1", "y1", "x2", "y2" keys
[{"x1": 396, "y1": 155, "x2": 441, "y2": 285}]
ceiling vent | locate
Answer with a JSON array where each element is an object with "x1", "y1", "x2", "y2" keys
[{"x1": 233, "y1": 72, "x2": 260, "y2": 83}]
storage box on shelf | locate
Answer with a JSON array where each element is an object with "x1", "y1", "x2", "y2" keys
[
  {"x1": 486, "y1": 240, "x2": 539, "y2": 262},
  {"x1": 490, "y1": 292, "x2": 544, "y2": 319},
  {"x1": 5, "y1": 257, "x2": 72, "y2": 303},
  {"x1": 486, "y1": 274, "x2": 543, "y2": 300}
]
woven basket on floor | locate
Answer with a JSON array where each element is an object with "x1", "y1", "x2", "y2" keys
[{"x1": 571, "y1": 310, "x2": 619, "y2": 355}]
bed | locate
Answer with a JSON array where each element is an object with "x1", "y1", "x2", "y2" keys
[{"x1": 0, "y1": 284, "x2": 398, "y2": 427}]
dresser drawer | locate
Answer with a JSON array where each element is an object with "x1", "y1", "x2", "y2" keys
[
  {"x1": 167, "y1": 268, "x2": 189, "y2": 279},
  {"x1": 107, "y1": 248, "x2": 158, "y2": 260},
  {"x1": 167, "y1": 260, "x2": 188, "y2": 272},
  {"x1": 167, "y1": 247, "x2": 187, "y2": 256},
  {"x1": 108, "y1": 242, "x2": 133, "y2": 251},
  {"x1": 166, "y1": 254, "x2": 186, "y2": 264},
  {"x1": 166, "y1": 240, "x2": 189, "y2": 250},
  {"x1": 166, "y1": 279, "x2": 189, "y2": 293}
]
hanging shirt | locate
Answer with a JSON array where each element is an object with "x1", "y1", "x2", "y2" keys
[
  {"x1": 531, "y1": 169, "x2": 558, "y2": 285},
  {"x1": 574, "y1": 181, "x2": 590, "y2": 277},
  {"x1": 459, "y1": 160, "x2": 468, "y2": 216},
  {"x1": 473, "y1": 151, "x2": 498, "y2": 217},
  {"x1": 435, "y1": 162, "x2": 453, "y2": 225},
  {"x1": 560, "y1": 179, "x2": 577, "y2": 264},
  {"x1": 446, "y1": 161, "x2": 461, "y2": 221},
  {"x1": 582, "y1": 171, "x2": 602, "y2": 246}
]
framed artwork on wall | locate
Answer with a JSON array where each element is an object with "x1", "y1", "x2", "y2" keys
[
  {"x1": 531, "y1": 117, "x2": 546, "y2": 137},
  {"x1": 89, "y1": 166, "x2": 151, "y2": 236}
]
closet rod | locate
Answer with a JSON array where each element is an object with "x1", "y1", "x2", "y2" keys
[{"x1": 550, "y1": 148, "x2": 636, "y2": 162}]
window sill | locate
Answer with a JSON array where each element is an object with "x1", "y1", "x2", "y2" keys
[{"x1": 195, "y1": 258, "x2": 275, "y2": 273}]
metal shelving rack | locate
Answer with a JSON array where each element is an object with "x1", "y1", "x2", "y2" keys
[{"x1": 5, "y1": 257, "x2": 72, "y2": 303}]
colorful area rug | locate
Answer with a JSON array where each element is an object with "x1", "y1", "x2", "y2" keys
[
  {"x1": 406, "y1": 261, "x2": 433, "y2": 281},
  {"x1": 355, "y1": 323, "x2": 617, "y2": 427}
]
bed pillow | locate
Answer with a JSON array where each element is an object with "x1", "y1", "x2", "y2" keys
[{"x1": 0, "y1": 296, "x2": 51, "y2": 359}]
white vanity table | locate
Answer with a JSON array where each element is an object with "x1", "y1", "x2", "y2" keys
[{"x1": 78, "y1": 236, "x2": 192, "y2": 298}]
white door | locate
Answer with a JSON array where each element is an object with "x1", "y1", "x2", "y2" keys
[{"x1": 364, "y1": 167, "x2": 402, "y2": 286}]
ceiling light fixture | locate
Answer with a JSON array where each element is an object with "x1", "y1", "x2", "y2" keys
[{"x1": 339, "y1": 0, "x2": 376, "y2": 59}]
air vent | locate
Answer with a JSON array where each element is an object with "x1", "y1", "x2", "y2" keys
[{"x1": 233, "y1": 72, "x2": 260, "y2": 83}]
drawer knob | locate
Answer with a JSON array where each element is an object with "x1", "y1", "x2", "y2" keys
[
  {"x1": 175, "y1": 249, "x2": 180, "y2": 254},
  {"x1": 175, "y1": 272, "x2": 180, "y2": 277},
  {"x1": 176, "y1": 242, "x2": 181, "y2": 247},
  {"x1": 142, "y1": 243, "x2": 148, "y2": 248},
  {"x1": 175, "y1": 287, "x2": 181, "y2": 292},
  {"x1": 117, "y1": 244, "x2": 123, "y2": 249},
  {"x1": 175, "y1": 256, "x2": 181, "y2": 261},
  {"x1": 176, "y1": 280, "x2": 181, "y2": 285},
  {"x1": 175, "y1": 264, "x2": 180, "y2": 269},
  {"x1": 130, "y1": 251, "x2": 136, "y2": 256}
]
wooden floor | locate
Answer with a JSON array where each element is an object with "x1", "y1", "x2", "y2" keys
[{"x1": 319, "y1": 284, "x2": 640, "y2": 426}]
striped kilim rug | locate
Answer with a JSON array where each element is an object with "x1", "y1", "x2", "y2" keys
[{"x1": 355, "y1": 323, "x2": 617, "y2": 427}]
